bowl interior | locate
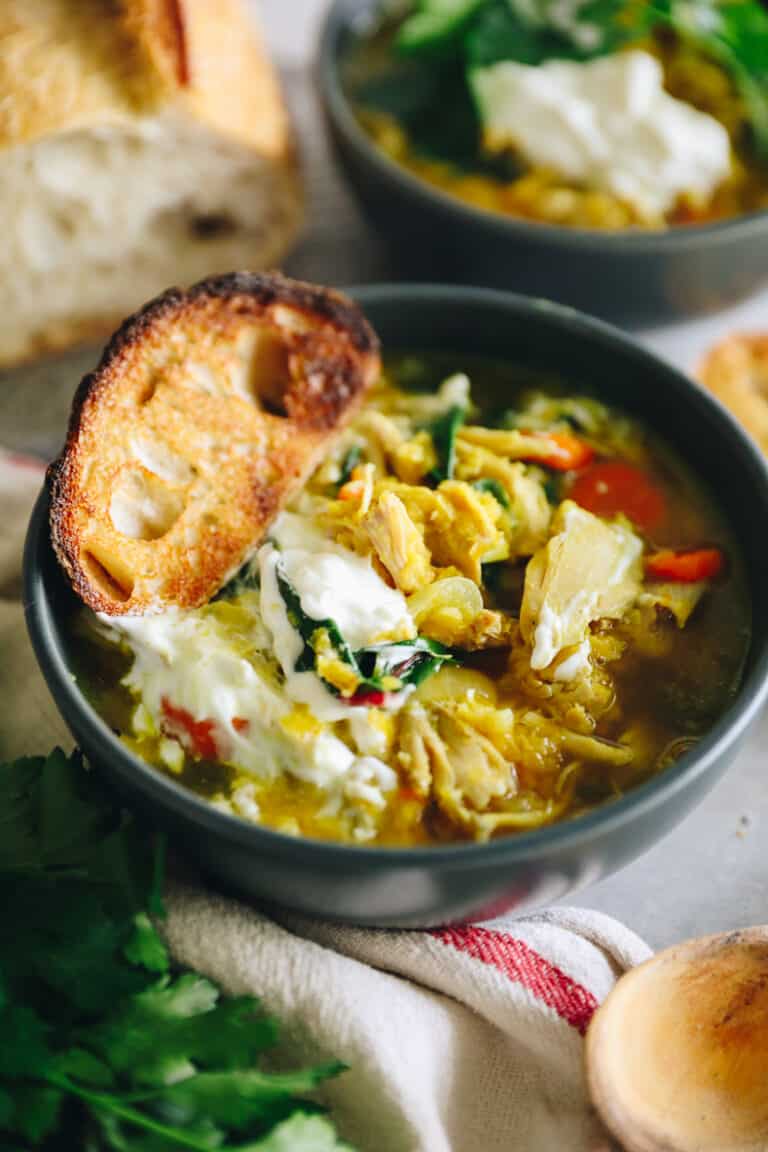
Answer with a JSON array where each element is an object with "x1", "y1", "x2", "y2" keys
[{"x1": 25, "y1": 286, "x2": 768, "y2": 864}]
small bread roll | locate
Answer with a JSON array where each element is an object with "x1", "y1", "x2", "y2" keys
[{"x1": 698, "y1": 333, "x2": 768, "y2": 455}]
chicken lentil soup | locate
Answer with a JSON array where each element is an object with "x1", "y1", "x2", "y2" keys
[
  {"x1": 344, "y1": 1, "x2": 768, "y2": 230},
  {"x1": 70, "y1": 355, "x2": 750, "y2": 845}
]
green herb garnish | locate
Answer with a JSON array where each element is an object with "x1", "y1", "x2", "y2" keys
[
  {"x1": 425, "y1": 404, "x2": 466, "y2": 485},
  {"x1": 0, "y1": 749, "x2": 351, "y2": 1150},
  {"x1": 276, "y1": 568, "x2": 451, "y2": 698}
]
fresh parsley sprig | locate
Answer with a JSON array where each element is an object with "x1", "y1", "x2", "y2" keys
[{"x1": 0, "y1": 750, "x2": 352, "y2": 1151}]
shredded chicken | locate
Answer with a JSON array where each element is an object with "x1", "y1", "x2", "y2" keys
[
  {"x1": 432, "y1": 480, "x2": 506, "y2": 581},
  {"x1": 399, "y1": 703, "x2": 530, "y2": 840},
  {"x1": 454, "y1": 608, "x2": 517, "y2": 650},
  {"x1": 396, "y1": 702, "x2": 608, "y2": 841},
  {"x1": 364, "y1": 491, "x2": 435, "y2": 593},
  {"x1": 459, "y1": 425, "x2": 567, "y2": 461},
  {"x1": 502, "y1": 627, "x2": 619, "y2": 734},
  {"x1": 455, "y1": 442, "x2": 551, "y2": 556}
]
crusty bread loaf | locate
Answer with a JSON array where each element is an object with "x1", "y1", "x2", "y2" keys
[
  {"x1": 48, "y1": 273, "x2": 379, "y2": 615},
  {"x1": 698, "y1": 333, "x2": 768, "y2": 456},
  {"x1": 0, "y1": 0, "x2": 302, "y2": 367}
]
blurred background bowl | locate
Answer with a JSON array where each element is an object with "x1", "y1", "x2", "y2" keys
[
  {"x1": 320, "y1": 0, "x2": 768, "y2": 324},
  {"x1": 24, "y1": 285, "x2": 768, "y2": 927}
]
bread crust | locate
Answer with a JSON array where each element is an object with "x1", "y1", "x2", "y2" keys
[
  {"x1": 0, "y1": 2, "x2": 303, "y2": 370},
  {"x1": 697, "y1": 333, "x2": 768, "y2": 456},
  {"x1": 48, "y1": 273, "x2": 380, "y2": 616},
  {"x1": 0, "y1": 0, "x2": 292, "y2": 155}
]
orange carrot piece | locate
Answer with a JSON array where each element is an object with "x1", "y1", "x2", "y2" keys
[
  {"x1": 569, "y1": 460, "x2": 665, "y2": 531},
  {"x1": 645, "y1": 548, "x2": 725, "y2": 583},
  {"x1": 522, "y1": 431, "x2": 595, "y2": 471},
  {"x1": 337, "y1": 480, "x2": 360, "y2": 501}
]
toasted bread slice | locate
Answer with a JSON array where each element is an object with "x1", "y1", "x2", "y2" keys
[
  {"x1": 48, "y1": 273, "x2": 379, "y2": 615},
  {"x1": 698, "y1": 332, "x2": 768, "y2": 456}
]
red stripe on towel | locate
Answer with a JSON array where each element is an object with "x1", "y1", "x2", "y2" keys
[{"x1": 431, "y1": 925, "x2": 598, "y2": 1035}]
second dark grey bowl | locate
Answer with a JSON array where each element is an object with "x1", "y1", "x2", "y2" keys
[
  {"x1": 24, "y1": 286, "x2": 768, "y2": 926},
  {"x1": 320, "y1": 0, "x2": 768, "y2": 323}
]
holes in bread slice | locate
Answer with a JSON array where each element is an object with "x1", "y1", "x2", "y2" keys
[
  {"x1": 80, "y1": 544, "x2": 135, "y2": 603},
  {"x1": 230, "y1": 326, "x2": 291, "y2": 417},
  {"x1": 109, "y1": 467, "x2": 186, "y2": 541},
  {"x1": 137, "y1": 373, "x2": 160, "y2": 406},
  {"x1": 189, "y1": 213, "x2": 236, "y2": 239},
  {"x1": 131, "y1": 436, "x2": 195, "y2": 484}
]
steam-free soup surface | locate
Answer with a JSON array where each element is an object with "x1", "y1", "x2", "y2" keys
[{"x1": 70, "y1": 354, "x2": 750, "y2": 845}]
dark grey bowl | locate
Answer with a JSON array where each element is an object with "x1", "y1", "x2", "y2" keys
[
  {"x1": 319, "y1": 0, "x2": 768, "y2": 323},
  {"x1": 24, "y1": 286, "x2": 768, "y2": 927}
]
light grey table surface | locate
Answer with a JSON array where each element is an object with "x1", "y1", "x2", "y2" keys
[{"x1": 3, "y1": 0, "x2": 767, "y2": 949}]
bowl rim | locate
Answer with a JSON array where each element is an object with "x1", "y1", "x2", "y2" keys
[
  {"x1": 318, "y1": 0, "x2": 768, "y2": 254},
  {"x1": 24, "y1": 283, "x2": 768, "y2": 869}
]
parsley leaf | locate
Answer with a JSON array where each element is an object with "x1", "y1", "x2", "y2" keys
[{"x1": 0, "y1": 751, "x2": 352, "y2": 1151}]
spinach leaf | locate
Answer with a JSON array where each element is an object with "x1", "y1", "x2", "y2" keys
[
  {"x1": 426, "y1": 404, "x2": 466, "y2": 484},
  {"x1": 467, "y1": 0, "x2": 656, "y2": 69},
  {"x1": 397, "y1": 0, "x2": 488, "y2": 54},
  {"x1": 467, "y1": 0, "x2": 577, "y2": 68},
  {"x1": 666, "y1": 0, "x2": 768, "y2": 162},
  {"x1": 276, "y1": 568, "x2": 451, "y2": 698},
  {"x1": 276, "y1": 570, "x2": 357, "y2": 676},
  {"x1": 357, "y1": 638, "x2": 453, "y2": 690},
  {"x1": 358, "y1": 53, "x2": 487, "y2": 169},
  {"x1": 338, "y1": 445, "x2": 363, "y2": 487},
  {"x1": 543, "y1": 474, "x2": 562, "y2": 505}
]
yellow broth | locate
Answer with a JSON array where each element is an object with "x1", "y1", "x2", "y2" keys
[
  {"x1": 68, "y1": 354, "x2": 751, "y2": 845},
  {"x1": 343, "y1": 20, "x2": 768, "y2": 230}
]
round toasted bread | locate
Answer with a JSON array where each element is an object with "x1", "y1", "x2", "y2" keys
[
  {"x1": 697, "y1": 332, "x2": 768, "y2": 456},
  {"x1": 48, "y1": 272, "x2": 379, "y2": 615}
]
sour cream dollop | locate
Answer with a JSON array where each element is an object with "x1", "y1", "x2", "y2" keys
[
  {"x1": 258, "y1": 511, "x2": 415, "y2": 721},
  {"x1": 471, "y1": 50, "x2": 732, "y2": 218}
]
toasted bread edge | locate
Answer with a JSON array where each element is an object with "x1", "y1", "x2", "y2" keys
[{"x1": 48, "y1": 272, "x2": 380, "y2": 615}]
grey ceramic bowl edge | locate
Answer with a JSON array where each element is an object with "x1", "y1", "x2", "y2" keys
[
  {"x1": 318, "y1": 0, "x2": 768, "y2": 322},
  {"x1": 23, "y1": 285, "x2": 768, "y2": 926}
]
